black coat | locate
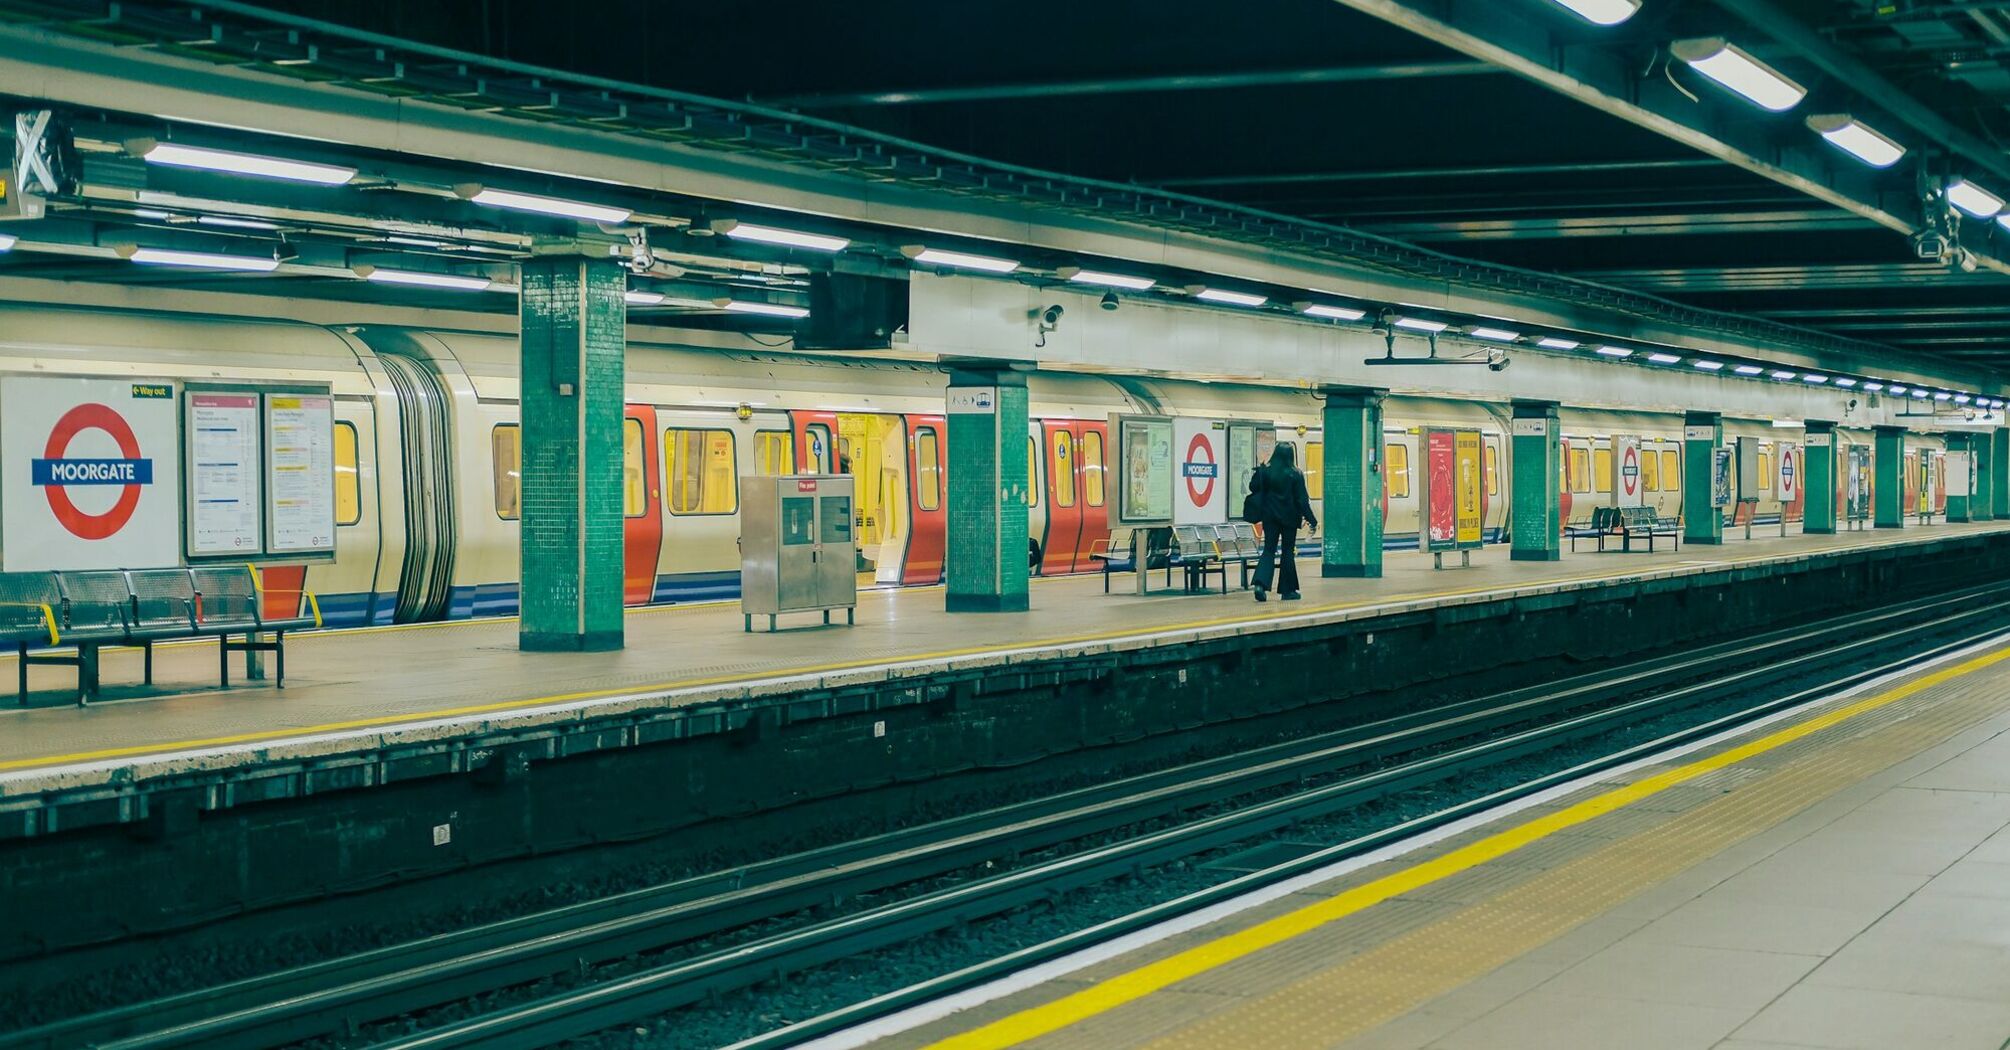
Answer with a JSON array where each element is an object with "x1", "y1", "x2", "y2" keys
[{"x1": 1249, "y1": 466, "x2": 1317, "y2": 531}]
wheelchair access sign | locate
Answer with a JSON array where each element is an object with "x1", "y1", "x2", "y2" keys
[{"x1": 3, "y1": 377, "x2": 179, "y2": 570}]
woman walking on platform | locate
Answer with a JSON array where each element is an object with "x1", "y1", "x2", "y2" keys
[{"x1": 1248, "y1": 444, "x2": 1317, "y2": 603}]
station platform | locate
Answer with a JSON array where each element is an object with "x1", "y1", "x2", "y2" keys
[
  {"x1": 847, "y1": 613, "x2": 2010, "y2": 1050},
  {"x1": 2, "y1": 522, "x2": 2007, "y2": 831}
]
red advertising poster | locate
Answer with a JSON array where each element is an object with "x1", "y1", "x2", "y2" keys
[{"x1": 1426, "y1": 429, "x2": 1456, "y2": 551}]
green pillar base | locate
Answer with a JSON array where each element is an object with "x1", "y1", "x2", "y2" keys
[
  {"x1": 1686, "y1": 535, "x2": 1727, "y2": 546},
  {"x1": 1510, "y1": 549, "x2": 1562, "y2": 562},
  {"x1": 520, "y1": 630, "x2": 625, "y2": 653},
  {"x1": 1323, "y1": 563, "x2": 1383, "y2": 579},
  {"x1": 1509, "y1": 400, "x2": 1562, "y2": 564},
  {"x1": 1876, "y1": 522, "x2": 1907, "y2": 529},
  {"x1": 1803, "y1": 525, "x2": 1837, "y2": 536},
  {"x1": 945, "y1": 593, "x2": 1031, "y2": 613}
]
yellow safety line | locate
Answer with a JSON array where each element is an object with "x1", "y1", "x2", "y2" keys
[
  {"x1": 0, "y1": 563, "x2": 1668, "y2": 773},
  {"x1": 921, "y1": 640, "x2": 2010, "y2": 1050}
]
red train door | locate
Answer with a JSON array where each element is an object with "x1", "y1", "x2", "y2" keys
[
  {"x1": 1040, "y1": 421, "x2": 1085, "y2": 574},
  {"x1": 1076, "y1": 421, "x2": 1110, "y2": 573},
  {"x1": 905, "y1": 414, "x2": 948, "y2": 584},
  {"x1": 622, "y1": 405, "x2": 663, "y2": 605},
  {"x1": 794, "y1": 411, "x2": 839, "y2": 475}
]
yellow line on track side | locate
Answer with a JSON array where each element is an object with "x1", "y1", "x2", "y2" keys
[{"x1": 920, "y1": 641, "x2": 2010, "y2": 1050}]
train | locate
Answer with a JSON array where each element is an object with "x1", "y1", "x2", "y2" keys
[{"x1": 0, "y1": 305, "x2": 1954, "y2": 628}]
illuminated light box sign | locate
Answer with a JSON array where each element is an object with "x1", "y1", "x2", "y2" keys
[{"x1": 2, "y1": 377, "x2": 181, "y2": 571}]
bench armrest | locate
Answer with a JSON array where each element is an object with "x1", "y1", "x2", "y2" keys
[{"x1": 0, "y1": 601, "x2": 59, "y2": 646}]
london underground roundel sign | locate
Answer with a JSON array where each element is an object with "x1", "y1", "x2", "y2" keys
[
  {"x1": 1183, "y1": 433, "x2": 1218, "y2": 505},
  {"x1": 35, "y1": 402, "x2": 151, "y2": 540},
  {"x1": 1621, "y1": 445, "x2": 1640, "y2": 497},
  {"x1": 2, "y1": 378, "x2": 178, "y2": 571}
]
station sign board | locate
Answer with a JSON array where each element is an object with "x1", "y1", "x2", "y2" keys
[
  {"x1": 1777, "y1": 441, "x2": 1800, "y2": 507},
  {"x1": 1947, "y1": 450, "x2": 1973, "y2": 499},
  {"x1": 1845, "y1": 446, "x2": 1872, "y2": 521},
  {"x1": 181, "y1": 383, "x2": 338, "y2": 562},
  {"x1": 2, "y1": 377, "x2": 181, "y2": 570},
  {"x1": 1113, "y1": 414, "x2": 1175, "y2": 527},
  {"x1": 1735, "y1": 436, "x2": 1760, "y2": 500},
  {"x1": 1612, "y1": 435, "x2": 1644, "y2": 508},
  {"x1": 1422, "y1": 428, "x2": 1485, "y2": 554},
  {"x1": 1172, "y1": 417, "x2": 1228, "y2": 525}
]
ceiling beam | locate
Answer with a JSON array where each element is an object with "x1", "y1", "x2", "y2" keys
[
  {"x1": 1364, "y1": 209, "x2": 1870, "y2": 241},
  {"x1": 1153, "y1": 158, "x2": 1722, "y2": 189},
  {"x1": 766, "y1": 60, "x2": 1499, "y2": 108}
]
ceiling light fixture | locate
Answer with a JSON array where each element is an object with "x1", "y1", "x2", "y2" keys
[
  {"x1": 1693, "y1": 360, "x2": 1725, "y2": 371},
  {"x1": 0, "y1": 234, "x2": 14, "y2": 252},
  {"x1": 1887, "y1": 384, "x2": 1908, "y2": 394},
  {"x1": 123, "y1": 246, "x2": 280, "y2": 271},
  {"x1": 1537, "y1": 337, "x2": 1581, "y2": 350},
  {"x1": 1301, "y1": 303, "x2": 1368, "y2": 321},
  {"x1": 354, "y1": 265, "x2": 494, "y2": 291},
  {"x1": 196, "y1": 215, "x2": 281, "y2": 230},
  {"x1": 1595, "y1": 346, "x2": 1633, "y2": 358},
  {"x1": 721, "y1": 300, "x2": 811, "y2": 318},
  {"x1": 1770, "y1": 370, "x2": 1798, "y2": 380},
  {"x1": 1806, "y1": 115, "x2": 1907, "y2": 168},
  {"x1": 1955, "y1": 394, "x2": 1973, "y2": 404},
  {"x1": 1544, "y1": 0, "x2": 1641, "y2": 26},
  {"x1": 1646, "y1": 352, "x2": 1682, "y2": 364},
  {"x1": 132, "y1": 140, "x2": 357, "y2": 185},
  {"x1": 1834, "y1": 378, "x2": 1858, "y2": 388},
  {"x1": 456, "y1": 185, "x2": 634, "y2": 225},
  {"x1": 1802, "y1": 374, "x2": 1829, "y2": 384},
  {"x1": 1861, "y1": 382, "x2": 1884, "y2": 392},
  {"x1": 901, "y1": 245, "x2": 1022, "y2": 274},
  {"x1": 1912, "y1": 389, "x2": 1930, "y2": 398},
  {"x1": 1062, "y1": 268, "x2": 1156, "y2": 291},
  {"x1": 1734, "y1": 365, "x2": 1765, "y2": 375},
  {"x1": 1934, "y1": 391, "x2": 1953, "y2": 401},
  {"x1": 624, "y1": 290, "x2": 666, "y2": 306},
  {"x1": 710, "y1": 220, "x2": 849, "y2": 252},
  {"x1": 1468, "y1": 327, "x2": 1520, "y2": 341},
  {"x1": 1194, "y1": 288, "x2": 1268, "y2": 307},
  {"x1": 1947, "y1": 179, "x2": 2005, "y2": 218},
  {"x1": 1393, "y1": 317, "x2": 1449, "y2": 333},
  {"x1": 1671, "y1": 38, "x2": 1807, "y2": 112}
]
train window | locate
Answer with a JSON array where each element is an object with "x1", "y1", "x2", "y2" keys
[
  {"x1": 1759, "y1": 451, "x2": 1773, "y2": 491},
  {"x1": 1305, "y1": 442, "x2": 1324, "y2": 500},
  {"x1": 623, "y1": 418, "x2": 646, "y2": 517},
  {"x1": 1641, "y1": 449, "x2": 1658, "y2": 492},
  {"x1": 806, "y1": 423, "x2": 834, "y2": 473},
  {"x1": 915, "y1": 427, "x2": 942, "y2": 511},
  {"x1": 1051, "y1": 431, "x2": 1076, "y2": 508},
  {"x1": 1567, "y1": 447, "x2": 1590, "y2": 493},
  {"x1": 1483, "y1": 444, "x2": 1498, "y2": 497},
  {"x1": 1385, "y1": 442, "x2": 1410, "y2": 499},
  {"x1": 755, "y1": 430, "x2": 795, "y2": 476},
  {"x1": 1593, "y1": 448, "x2": 1612, "y2": 493},
  {"x1": 1083, "y1": 430, "x2": 1106, "y2": 507},
  {"x1": 333, "y1": 421, "x2": 361, "y2": 526},
  {"x1": 1660, "y1": 449, "x2": 1679, "y2": 486},
  {"x1": 1027, "y1": 436, "x2": 1040, "y2": 508},
  {"x1": 664, "y1": 428, "x2": 739, "y2": 515},
  {"x1": 491, "y1": 424, "x2": 520, "y2": 521}
]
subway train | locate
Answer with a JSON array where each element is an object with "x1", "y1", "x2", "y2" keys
[{"x1": 0, "y1": 306, "x2": 1951, "y2": 628}]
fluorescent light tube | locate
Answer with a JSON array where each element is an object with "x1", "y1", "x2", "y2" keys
[
  {"x1": 196, "y1": 215, "x2": 281, "y2": 230},
  {"x1": 132, "y1": 208, "x2": 173, "y2": 220},
  {"x1": 0, "y1": 234, "x2": 14, "y2": 252},
  {"x1": 357, "y1": 266, "x2": 494, "y2": 291},
  {"x1": 1302, "y1": 304, "x2": 1367, "y2": 321},
  {"x1": 1693, "y1": 360, "x2": 1725, "y2": 371},
  {"x1": 1672, "y1": 38, "x2": 1807, "y2": 112},
  {"x1": 1934, "y1": 391, "x2": 1953, "y2": 401},
  {"x1": 624, "y1": 291, "x2": 666, "y2": 306},
  {"x1": 712, "y1": 220, "x2": 849, "y2": 252},
  {"x1": 1065, "y1": 269, "x2": 1156, "y2": 291},
  {"x1": 1947, "y1": 179, "x2": 2005, "y2": 218},
  {"x1": 1913, "y1": 390, "x2": 1930, "y2": 398},
  {"x1": 1770, "y1": 370, "x2": 1798, "y2": 380},
  {"x1": 902, "y1": 246, "x2": 1021, "y2": 274},
  {"x1": 1955, "y1": 394, "x2": 1972, "y2": 404},
  {"x1": 136, "y1": 141, "x2": 357, "y2": 185},
  {"x1": 1646, "y1": 352, "x2": 1682, "y2": 364},
  {"x1": 126, "y1": 247, "x2": 279, "y2": 271},
  {"x1": 1595, "y1": 346, "x2": 1633, "y2": 358},
  {"x1": 1833, "y1": 378, "x2": 1857, "y2": 388},
  {"x1": 1802, "y1": 374, "x2": 1829, "y2": 384},
  {"x1": 1807, "y1": 115, "x2": 1907, "y2": 169},
  {"x1": 1537, "y1": 337, "x2": 1580, "y2": 350},
  {"x1": 1393, "y1": 317, "x2": 1448, "y2": 333},
  {"x1": 1887, "y1": 385, "x2": 1908, "y2": 394},
  {"x1": 1734, "y1": 365, "x2": 1765, "y2": 375},
  {"x1": 1862, "y1": 382, "x2": 1884, "y2": 392},
  {"x1": 1195, "y1": 288, "x2": 1267, "y2": 307},
  {"x1": 1468, "y1": 327, "x2": 1520, "y2": 341},
  {"x1": 723, "y1": 300, "x2": 811, "y2": 319},
  {"x1": 461, "y1": 186, "x2": 633, "y2": 225},
  {"x1": 1545, "y1": 0, "x2": 1640, "y2": 26},
  {"x1": 1771, "y1": 419, "x2": 1805, "y2": 429}
]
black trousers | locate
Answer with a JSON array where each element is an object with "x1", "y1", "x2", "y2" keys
[{"x1": 1254, "y1": 524, "x2": 1299, "y2": 593}]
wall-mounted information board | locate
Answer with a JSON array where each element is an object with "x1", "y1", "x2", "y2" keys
[
  {"x1": 266, "y1": 393, "x2": 336, "y2": 555},
  {"x1": 1114, "y1": 414, "x2": 1175, "y2": 526},
  {"x1": 182, "y1": 383, "x2": 336, "y2": 563},
  {"x1": 185, "y1": 391, "x2": 262, "y2": 556}
]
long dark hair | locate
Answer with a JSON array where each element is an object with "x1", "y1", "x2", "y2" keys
[{"x1": 1264, "y1": 442, "x2": 1298, "y2": 483}]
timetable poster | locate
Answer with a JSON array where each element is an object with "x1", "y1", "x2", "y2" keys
[
  {"x1": 185, "y1": 391, "x2": 263, "y2": 556},
  {"x1": 265, "y1": 393, "x2": 337, "y2": 554},
  {"x1": 1120, "y1": 416, "x2": 1174, "y2": 524}
]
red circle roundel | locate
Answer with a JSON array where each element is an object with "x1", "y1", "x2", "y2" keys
[
  {"x1": 1183, "y1": 434, "x2": 1217, "y2": 505},
  {"x1": 42, "y1": 403, "x2": 145, "y2": 540},
  {"x1": 1622, "y1": 445, "x2": 1640, "y2": 495}
]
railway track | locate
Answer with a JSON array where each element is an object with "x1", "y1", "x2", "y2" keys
[{"x1": 12, "y1": 584, "x2": 2010, "y2": 1050}]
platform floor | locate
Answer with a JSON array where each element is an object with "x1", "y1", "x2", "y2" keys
[
  {"x1": 850, "y1": 616, "x2": 2010, "y2": 1050},
  {"x1": 1, "y1": 521, "x2": 2004, "y2": 792}
]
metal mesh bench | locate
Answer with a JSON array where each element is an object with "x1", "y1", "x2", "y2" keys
[
  {"x1": 1171, "y1": 524, "x2": 1226, "y2": 593},
  {"x1": 192, "y1": 565, "x2": 321, "y2": 688}
]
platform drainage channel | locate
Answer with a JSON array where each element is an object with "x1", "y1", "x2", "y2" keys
[{"x1": 1203, "y1": 840, "x2": 1332, "y2": 873}]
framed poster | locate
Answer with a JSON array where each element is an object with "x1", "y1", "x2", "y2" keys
[
  {"x1": 1711, "y1": 447, "x2": 1734, "y2": 507},
  {"x1": 1423, "y1": 428, "x2": 1457, "y2": 552},
  {"x1": 184, "y1": 389, "x2": 263, "y2": 557},
  {"x1": 1453, "y1": 430, "x2": 1484, "y2": 550},
  {"x1": 1114, "y1": 414, "x2": 1175, "y2": 526},
  {"x1": 265, "y1": 392, "x2": 338, "y2": 555}
]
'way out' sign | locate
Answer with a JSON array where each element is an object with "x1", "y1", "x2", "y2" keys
[{"x1": 2, "y1": 377, "x2": 180, "y2": 570}]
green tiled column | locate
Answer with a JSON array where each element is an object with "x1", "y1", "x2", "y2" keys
[
  {"x1": 1995, "y1": 430, "x2": 2010, "y2": 519},
  {"x1": 1321, "y1": 386, "x2": 1385, "y2": 579},
  {"x1": 1510, "y1": 399, "x2": 1561, "y2": 562},
  {"x1": 518, "y1": 257, "x2": 626, "y2": 651},
  {"x1": 1946, "y1": 432, "x2": 1973, "y2": 522},
  {"x1": 1802, "y1": 419, "x2": 1837, "y2": 535},
  {"x1": 1974, "y1": 430, "x2": 1995, "y2": 522},
  {"x1": 1874, "y1": 425, "x2": 1906, "y2": 529},
  {"x1": 945, "y1": 367, "x2": 1029, "y2": 612},
  {"x1": 1683, "y1": 411, "x2": 1724, "y2": 546}
]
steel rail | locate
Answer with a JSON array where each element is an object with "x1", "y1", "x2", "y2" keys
[
  {"x1": 14, "y1": 585, "x2": 1995, "y2": 1050},
  {"x1": 359, "y1": 590, "x2": 2010, "y2": 1050}
]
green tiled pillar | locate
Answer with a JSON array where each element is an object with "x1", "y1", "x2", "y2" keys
[
  {"x1": 1995, "y1": 430, "x2": 2010, "y2": 519},
  {"x1": 1683, "y1": 411, "x2": 1724, "y2": 546},
  {"x1": 1510, "y1": 399, "x2": 1561, "y2": 562},
  {"x1": 1321, "y1": 386, "x2": 1385, "y2": 579},
  {"x1": 945, "y1": 366, "x2": 1029, "y2": 612},
  {"x1": 1974, "y1": 431, "x2": 1995, "y2": 522},
  {"x1": 518, "y1": 257, "x2": 626, "y2": 651},
  {"x1": 1874, "y1": 425, "x2": 1906, "y2": 529},
  {"x1": 1802, "y1": 419, "x2": 1837, "y2": 535},
  {"x1": 1946, "y1": 432, "x2": 1973, "y2": 523}
]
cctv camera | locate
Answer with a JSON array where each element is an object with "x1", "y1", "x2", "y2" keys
[
  {"x1": 1487, "y1": 349, "x2": 1510, "y2": 373},
  {"x1": 1041, "y1": 304, "x2": 1065, "y2": 326},
  {"x1": 1100, "y1": 291, "x2": 1119, "y2": 312}
]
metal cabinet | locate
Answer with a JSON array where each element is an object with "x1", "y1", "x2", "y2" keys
[{"x1": 740, "y1": 474, "x2": 857, "y2": 632}]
